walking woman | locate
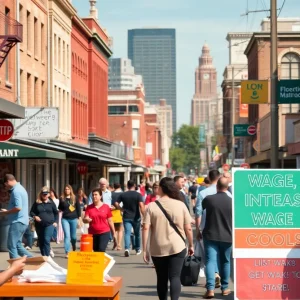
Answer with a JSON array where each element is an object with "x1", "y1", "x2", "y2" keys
[
  {"x1": 145, "y1": 181, "x2": 159, "y2": 206},
  {"x1": 83, "y1": 188, "x2": 116, "y2": 252},
  {"x1": 142, "y1": 177, "x2": 194, "y2": 300},
  {"x1": 111, "y1": 183, "x2": 123, "y2": 250},
  {"x1": 77, "y1": 187, "x2": 88, "y2": 216},
  {"x1": 59, "y1": 184, "x2": 81, "y2": 258},
  {"x1": 30, "y1": 187, "x2": 58, "y2": 257}
]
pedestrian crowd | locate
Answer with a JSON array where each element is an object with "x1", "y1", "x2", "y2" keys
[{"x1": 0, "y1": 171, "x2": 233, "y2": 300}]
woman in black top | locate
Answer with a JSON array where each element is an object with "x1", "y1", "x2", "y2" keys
[
  {"x1": 30, "y1": 187, "x2": 58, "y2": 257},
  {"x1": 58, "y1": 184, "x2": 81, "y2": 258}
]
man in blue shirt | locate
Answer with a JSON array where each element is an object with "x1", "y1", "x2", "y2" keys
[
  {"x1": 0, "y1": 174, "x2": 33, "y2": 258},
  {"x1": 88, "y1": 177, "x2": 112, "y2": 206}
]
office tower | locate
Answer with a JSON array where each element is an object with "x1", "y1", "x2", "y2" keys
[
  {"x1": 128, "y1": 28, "x2": 177, "y2": 131},
  {"x1": 108, "y1": 58, "x2": 143, "y2": 90}
]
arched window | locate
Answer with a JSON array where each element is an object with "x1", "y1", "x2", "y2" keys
[{"x1": 281, "y1": 53, "x2": 300, "y2": 79}]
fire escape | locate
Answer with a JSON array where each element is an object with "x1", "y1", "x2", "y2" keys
[{"x1": 0, "y1": 11, "x2": 23, "y2": 68}]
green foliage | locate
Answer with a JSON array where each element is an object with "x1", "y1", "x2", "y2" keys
[{"x1": 170, "y1": 125, "x2": 200, "y2": 173}]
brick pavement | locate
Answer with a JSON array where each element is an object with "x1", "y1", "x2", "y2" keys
[{"x1": 0, "y1": 241, "x2": 234, "y2": 300}]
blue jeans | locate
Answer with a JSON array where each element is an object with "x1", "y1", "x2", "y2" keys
[
  {"x1": 203, "y1": 239, "x2": 232, "y2": 291},
  {"x1": 37, "y1": 225, "x2": 54, "y2": 256},
  {"x1": 7, "y1": 222, "x2": 33, "y2": 259},
  {"x1": 123, "y1": 219, "x2": 141, "y2": 251},
  {"x1": 52, "y1": 226, "x2": 57, "y2": 241},
  {"x1": 23, "y1": 225, "x2": 33, "y2": 248},
  {"x1": 62, "y1": 218, "x2": 77, "y2": 254}
]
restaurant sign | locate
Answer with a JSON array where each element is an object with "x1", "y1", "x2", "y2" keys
[{"x1": 0, "y1": 149, "x2": 19, "y2": 158}]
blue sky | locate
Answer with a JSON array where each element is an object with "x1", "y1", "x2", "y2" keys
[{"x1": 73, "y1": 0, "x2": 299, "y2": 129}]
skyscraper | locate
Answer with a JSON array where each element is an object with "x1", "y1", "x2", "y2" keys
[{"x1": 128, "y1": 28, "x2": 177, "y2": 131}]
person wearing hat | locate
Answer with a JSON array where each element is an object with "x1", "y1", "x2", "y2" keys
[{"x1": 30, "y1": 186, "x2": 58, "y2": 257}]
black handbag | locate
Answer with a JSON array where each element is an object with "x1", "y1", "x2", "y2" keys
[
  {"x1": 155, "y1": 201, "x2": 185, "y2": 243},
  {"x1": 180, "y1": 255, "x2": 201, "y2": 286}
]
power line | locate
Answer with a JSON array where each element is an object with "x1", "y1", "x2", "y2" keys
[{"x1": 278, "y1": 0, "x2": 286, "y2": 17}]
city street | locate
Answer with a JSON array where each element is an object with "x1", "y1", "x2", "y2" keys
[{"x1": 0, "y1": 241, "x2": 234, "y2": 300}]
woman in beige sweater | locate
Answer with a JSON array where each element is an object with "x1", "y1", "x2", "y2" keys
[{"x1": 142, "y1": 177, "x2": 194, "y2": 300}]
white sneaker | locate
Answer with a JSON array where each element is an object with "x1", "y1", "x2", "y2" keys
[
  {"x1": 136, "y1": 249, "x2": 142, "y2": 255},
  {"x1": 124, "y1": 249, "x2": 130, "y2": 257},
  {"x1": 199, "y1": 268, "x2": 206, "y2": 278},
  {"x1": 50, "y1": 249, "x2": 55, "y2": 258},
  {"x1": 25, "y1": 246, "x2": 32, "y2": 250}
]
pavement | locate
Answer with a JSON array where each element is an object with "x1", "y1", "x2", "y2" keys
[{"x1": 0, "y1": 240, "x2": 234, "y2": 300}]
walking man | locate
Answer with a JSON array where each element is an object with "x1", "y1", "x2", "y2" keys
[
  {"x1": 114, "y1": 180, "x2": 145, "y2": 257},
  {"x1": 0, "y1": 174, "x2": 33, "y2": 259},
  {"x1": 202, "y1": 177, "x2": 232, "y2": 298},
  {"x1": 174, "y1": 175, "x2": 190, "y2": 211},
  {"x1": 88, "y1": 177, "x2": 112, "y2": 206}
]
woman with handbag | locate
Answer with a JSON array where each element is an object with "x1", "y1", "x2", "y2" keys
[{"x1": 142, "y1": 177, "x2": 194, "y2": 300}]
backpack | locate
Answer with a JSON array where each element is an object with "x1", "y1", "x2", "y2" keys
[{"x1": 180, "y1": 255, "x2": 201, "y2": 286}]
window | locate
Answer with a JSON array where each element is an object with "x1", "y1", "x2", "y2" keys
[
  {"x1": 281, "y1": 53, "x2": 300, "y2": 113},
  {"x1": 63, "y1": 41, "x2": 65, "y2": 74},
  {"x1": 67, "y1": 44, "x2": 69, "y2": 75},
  {"x1": 132, "y1": 129, "x2": 139, "y2": 146},
  {"x1": 27, "y1": 11, "x2": 30, "y2": 51},
  {"x1": 54, "y1": 34, "x2": 57, "y2": 67},
  {"x1": 27, "y1": 73, "x2": 32, "y2": 106},
  {"x1": 41, "y1": 80, "x2": 45, "y2": 105},
  {"x1": 41, "y1": 23, "x2": 45, "y2": 62},
  {"x1": 129, "y1": 106, "x2": 139, "y2": 114},
  {"x1": 108, "y1": 106, "x2": 126, "y2": 115},
  {"x1": 281, "y1": 53, "x2": 300, "y2": 79},
  {"x1": 34, "y1": 77, "x2": 38, "y2": 105},
  {"x1": 34, "y1": 17, "x2": 38, "y2": 57},
  {"x1": 58, "y1": 37, "x2": 61, "y2": 70},
  {"x1": 5, "y1": 7, "x2": 10, "y2": 82}
]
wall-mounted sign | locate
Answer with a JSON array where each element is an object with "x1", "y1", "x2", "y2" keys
[
  {"x1": 13, "y1": 107, "x2": 59, "y2": 139},
  {"x1": 278, "y1": 80, "x2": 300, "y2": 104},
  {"x1": 234, "y1": 124, "x2": 256, "y2": 137},
  {"x1": 241, "y1": 80, "x2": 268, "y2": 104},
  {"x1": 0, "y1": 120, "x2": 14, "y2": 142}
]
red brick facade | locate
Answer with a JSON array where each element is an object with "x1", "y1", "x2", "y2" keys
[
  {"x1": 0, "y1": 1, "x2": 17, "y2": 104},
  {"x1": 108, "y1": 88, "x2": 146, "y2": 166},
  {"x1": 71, "y1": 17, "x2": 89, "y2": 144}
]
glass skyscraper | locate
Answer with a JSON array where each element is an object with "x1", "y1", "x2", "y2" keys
[{"x1": 128, "y1": 28, "x2": 177, "y2": 131}]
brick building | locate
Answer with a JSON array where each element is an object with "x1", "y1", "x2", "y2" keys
[
  {"x1": 0, "y1": 0, "x2": 24, "y2": 118},
  {"x1": 108, "y1": 87, "x2": 146, "y2": 184},
  {"x1": 245, "y1": 19, "x2": 300, "y2": 168}
]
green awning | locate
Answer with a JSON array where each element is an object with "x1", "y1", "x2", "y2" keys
[{"x1": 0, "y1": 142, "x2": 66, "y2": 160}]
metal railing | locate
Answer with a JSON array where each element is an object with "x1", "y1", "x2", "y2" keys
[
  {"x1": 0, "y1": 11, "x2": 23, "y2": 42},
  {"x1": 111, "y1": 142, "x2": 134, "y2": 161}
]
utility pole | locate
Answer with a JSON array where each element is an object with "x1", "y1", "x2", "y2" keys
[
  {"x1": 270, "y1": 0, "x2": 279, "y2": 168},
  {"x1": 231, "y1": 66, "x2": 235, "y2": 170}
]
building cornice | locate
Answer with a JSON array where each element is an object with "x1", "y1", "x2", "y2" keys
[
  {"x1": 92, "y1": 32, "x2": 113, "y2": 58},
  {"x1": 244, "y1": 32, "x2": 300, "y2": 56},
  {"x1": 72, "y1": 15, "x2": 92, "y2": 39}
]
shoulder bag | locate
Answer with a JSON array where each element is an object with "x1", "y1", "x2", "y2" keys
[{"x1": 155, "y1": 200, "x2": 185, "y2": 244}]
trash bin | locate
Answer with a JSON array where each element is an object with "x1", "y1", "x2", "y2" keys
[{"x1": 0, "y1": 217, "x2": 9, "y2": 252}]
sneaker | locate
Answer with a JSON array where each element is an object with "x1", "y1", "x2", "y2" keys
[
  {"x1": 136, "y1": 249, "x2": 142, "y2": 255},
  {"x1": 65, "y1": 253, "x2": 69, "y2": 259},
  {"x1": 25, "y1": 246, "x2": 32, "y2": 250},
  {"x1": 50, "y1": 249, "x2": 55, "y2": 258},
  {"x1": 124, "y1": 249, "x2": 130, "y2": 257}
]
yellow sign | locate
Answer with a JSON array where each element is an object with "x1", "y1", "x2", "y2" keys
[
  {"x1": 67, "y1": 252, "x2": 104, "y2": 285},
  {"x1": 241, "y1": 80, "x2": 268, "y2": 104},
  {"x1": 112, "y1": 209, "x2": 123, "y2": 223}
]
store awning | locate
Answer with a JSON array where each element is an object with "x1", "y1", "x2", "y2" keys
[
  {"x1": 0, "y1": 98, "x2": 25, "y2": 119},
  {"x1": 0, "y1": 142, "x2": 66, "y2": 159}
]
